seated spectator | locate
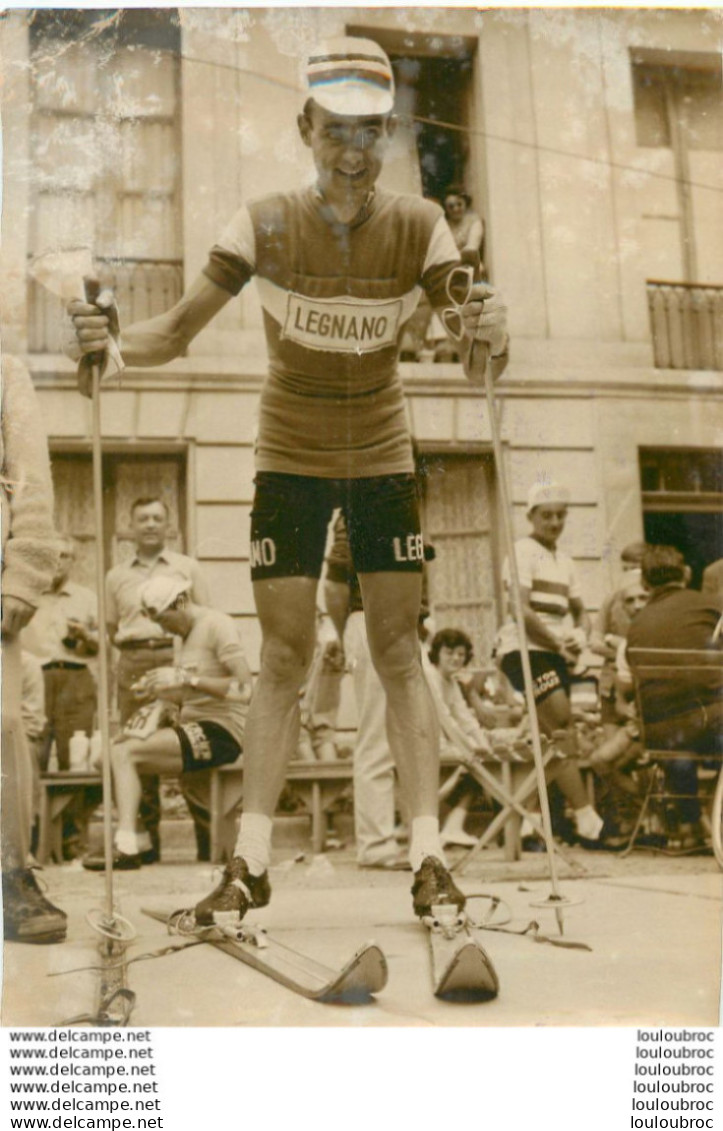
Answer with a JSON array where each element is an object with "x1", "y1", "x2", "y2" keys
[
  {"x1": 495, "y1": 481, "x2": 604, "y2": 845},
  {"x1": 106, "y1": 495, "x2": 212, "y2": 864},
  {"x1": 587, "y1": 570, "x2": 649, "y2": 847},
  {"x1": 424, "y1": 628, "x2": 493, "y2": 848},
  {"x1": 701, "y1": 558, "x2": 723, "y2": 607},
  {"x1": 85, "y1": 576, "x2": 252, "y2": 869},
  {"x1": 589, "y1": 541, "x2": 648, "y2": 727},
  {"x1": 626, "y1": 545, "x2": 723, "y2": 850}
]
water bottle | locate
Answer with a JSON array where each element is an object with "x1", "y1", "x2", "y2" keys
[{"x1": 69, "y1": 730, "x2": 90, "y2": 771}]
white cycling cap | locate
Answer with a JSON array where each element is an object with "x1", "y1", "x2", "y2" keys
[
  {"x1": 139, "y1": 576, "x2": 191, "y2": 617},
  {"x1": 526, "y1": 482, "x2": 571, "y2": 515},
  {"x1": 305, "y1": 36, "x2": 395, "y2": 117}
]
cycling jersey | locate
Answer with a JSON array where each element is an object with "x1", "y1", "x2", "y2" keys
[{"x1": 203, "y1": 185, "x2": 460, "y2": 478}]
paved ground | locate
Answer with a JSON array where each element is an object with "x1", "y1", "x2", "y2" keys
[{"x1": 3, "y1": 822, "x2": 721, "y2": 1028}]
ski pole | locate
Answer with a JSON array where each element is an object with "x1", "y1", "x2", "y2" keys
[
  {"x1": 83, "y1": 277, "x2": 116, "y2": 929},
  {"x1": 468, "y1": 330, "x2": 569, "y2": 935}
]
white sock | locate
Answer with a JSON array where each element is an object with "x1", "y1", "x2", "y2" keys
[
  {"x1": 441, "y1": 807, "x2": 467, "y2": 835},
  {"x1": 409, "y1": 816, "x2": 446, "y2": 873},
  {"x1": 234, "y1": 813, "x2": 273, "y2": 875},
  {"x1": 115, "y1": 830, "x2": 141, "y2": 855},
  {"x1": 574, "y1": 805, "x2": 603, "y2": 841}
]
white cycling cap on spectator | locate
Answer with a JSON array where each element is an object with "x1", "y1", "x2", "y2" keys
[
  {"x1": 526, "y1": 481, "x2": 571, "y2": 515},
  {"x1": 305, "y1": 36, "x2": 395, "y2": 117},
  {"x1": 140, "y1": 576, "x2": 191, "y2": 617}
]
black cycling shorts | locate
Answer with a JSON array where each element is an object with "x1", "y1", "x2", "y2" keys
[
  {"x1": 249, "y1": 472, "x2": 423, "y2": 581},
  {"x1": 500, "y1": 650, "x2": 571, "y2": 705},
  {"x1": 174, "y1": 721, "x2": 242, "y2": 773}
]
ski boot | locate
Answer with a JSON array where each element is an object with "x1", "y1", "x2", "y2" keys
[
  {"x1": 411, "y1": 856, "x2": 466, "y2": 920},
  {"x1": 194, "y1": 856, "x2": 271, "y2": 926}
]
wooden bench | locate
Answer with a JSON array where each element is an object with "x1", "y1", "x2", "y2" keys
[
  {"x1": 210, "y1": 758, "x2": 354, "y2": 862},
  {"x1": 37, "y1": 771, "x2": 103, "y2": 864}
]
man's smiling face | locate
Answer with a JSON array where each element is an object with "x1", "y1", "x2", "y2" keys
[{"x1": 298, "y1": 101, "x2": 395, "y2": 214}]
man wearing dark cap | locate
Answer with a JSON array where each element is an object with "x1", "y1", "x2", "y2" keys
[
  {"x1": 67, "y1": 36, "x2": 509, "y2": 925},
  {"x1": 626, "y1": 545, "x2": 723, "y2": 848}
]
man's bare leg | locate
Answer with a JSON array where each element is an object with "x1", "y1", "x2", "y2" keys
[
  {"x1": 110, "y1": 731, "x2": 183, "y2": 855},
  {"x1": 358, "y1": 571, "x2": 445, "y2": 874},
  {"x1": 193, "y1": 577, "x2": 320, "y2": 924},
  {"x1": 535, "y1": 689, "x2": 602, "y2": 840},
  {"x1": 242, "y1": 577, "x2": 319, "y2": 812},
  {"x1": 231, "y1": 576, "x2": 319, "y2": 869}
]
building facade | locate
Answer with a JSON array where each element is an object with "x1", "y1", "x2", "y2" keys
[{"x1": 1, "y1": 7, "x2": 722, "y2": 674}]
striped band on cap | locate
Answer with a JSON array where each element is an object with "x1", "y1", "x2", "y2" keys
[{"x1": 305, "y1": 37, "x2": 395, "y2": 117}]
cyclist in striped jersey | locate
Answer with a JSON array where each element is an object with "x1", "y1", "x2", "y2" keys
[{"x1": 497, "y1": 482, "x2": 604, "y2": 844}]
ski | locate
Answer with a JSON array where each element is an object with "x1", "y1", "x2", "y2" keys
[
  {"x1": 142, "y1": 907, "x2": 388, "y2": 1003},
  {"x1": 422, "y1": 903, "x2": 500, "y2": 1001}
]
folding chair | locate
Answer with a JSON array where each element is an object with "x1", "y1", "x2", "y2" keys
[
  {"x1": 450, "y1": 730, "x2": 584, "y2": 872},
  {"x1": 624, "y1": 648, "x2": 723, "y2": 869}
]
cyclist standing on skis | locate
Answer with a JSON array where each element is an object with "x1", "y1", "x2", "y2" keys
[{"x1": 67, "y1": 35, "x2": 509, "y2": 926}]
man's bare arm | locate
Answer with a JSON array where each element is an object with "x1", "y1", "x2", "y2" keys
[
  {"x1": 68, "y1": 273, "x2": 232, "y2": 368},
  {"x1": 569, "y1": 596, "x2": 592, "y2": 636}
]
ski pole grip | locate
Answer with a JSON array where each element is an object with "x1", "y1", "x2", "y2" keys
[{"x1": 83, "y1": 276, "x2": 105, "y2": 370}]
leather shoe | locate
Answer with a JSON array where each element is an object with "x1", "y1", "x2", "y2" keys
[
  {"x1": 140, "y1": 848, "x2": 160, "y2": 865},
  {"x1": 82, "y1": 848, "x2": 143, "y2": 872}
]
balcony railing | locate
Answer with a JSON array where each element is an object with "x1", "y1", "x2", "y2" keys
[
  {"x1": 647, "y1": 279, "x2": 723, "y2": 371},
  {"x1": 27, "y1": 257, "x2": 184, "y2": 354}
]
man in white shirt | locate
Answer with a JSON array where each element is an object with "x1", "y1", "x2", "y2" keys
[
  {"x1": 22, "y1": 536, "x2": 98, "y2": 769},
  {"x1": 22, "y1": 536, "x2": 101, "y2": 859},
  {"x1": 99, "y1": 496, "x2": 211, "y2": 864}
]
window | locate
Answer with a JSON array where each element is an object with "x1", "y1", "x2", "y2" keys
[
  {"x1": 50, "y1": 449, "x2": 187, "y2": 591},
  {"x1": 350, "y1": 27, "x2": 477, "y2": 203},
  {"x1": 27, "y1": 10, "x2": 183, "y2": 350},
  {"x1": 417, "y1": 451, "x2": 499, "y2": 663},
  {"x1": 631, "y1": 50, "x2": 723, "y2": 285},
  {"x1": 639, "y1": 447, "x2": 723, "y2": 589},
  {"x1": 632, "y1": 59, "x2": 723, "y2": 153}
]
